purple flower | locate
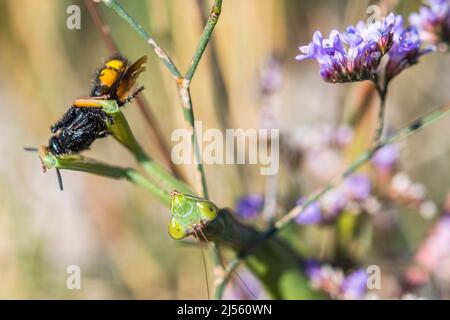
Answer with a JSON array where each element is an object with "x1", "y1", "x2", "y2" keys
[
  {"x1": 409, "y1": 0, "x2": 450, "y2": 46},
  {"x1": 345, "y1": 174, "x2": 372, "y2": 201},
  {"x1": 385, "y1": 17, "x2": 434, "y2": 83},
  {"x1": 334, "y1": 126, "x2": 354, "y2": 147},
  {"x1": 295, "y1": 197, "x2": 322, "y2": 225},
  {"x1": 235, "y1": 194, "x2": 264, "y2": 220},
  {"x1": 304, "y1": 261, "x2": 345, "y2": 297},
  {"x1": 259, "y1": 56, "x2": 283, "y2": 94},
  {"x1": 304, "y1": 259, "x2": 322, "y2": 280},
  {"x1": 322, "y1": 188, "x2": 348, "y2": 217},
  {"x1": 296, "y1": 14, "x2": 398, "y2": 83},
  {"x1": 341, "y1": 269, "x2": 368, "y2": 299},
  {"x1": 414, "y1": 214, "x2": 450, "y2": 284},
  {"x1": 372, "y1": 144, "x2": 399, "y2": 171}
]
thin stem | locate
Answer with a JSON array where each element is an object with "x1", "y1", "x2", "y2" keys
[
  {"x1": 94, "y1": 99, "x2": 193, "y2": 194},
  {"x1": 177, "y1": 0, "x2": 224, "y2": 198},
  {"x1": 177, "y1": 82, "x2": 209, "y2": 198},
  {"x1": 214, "y1": 259, "x2": 240, "y2": 300},
  {"x1": 41, "y1": 154, "x2": 170, "y2": 205},
  {"x1": 185, "y1": 0, "x2": 223, "y2": 81},
  {"x1": 101, "y1": 0, "x2": 223, "y2": 199},
  {"x1": 218, "y1": 104, "x2": 450, "y2": 291},
  {"x1": 194, "y1": 0, "x2": 231, "y2": 132},
  {"x1": 135, "y1": 149, "x2": 193, "y2": 195},
  {"x1": 101, "y1": 0, "x2": 182, "y2": 79},
  {"x1": 374, "y1": 84, "x2": 388, "y2": 142},
  {"x1": 274, "y1": 105, "x2": 449, "y2": 233}
]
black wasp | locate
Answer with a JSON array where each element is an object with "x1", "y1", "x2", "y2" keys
[{"x1": 26, "y1": 55, "x2": 147, "y2": 190}]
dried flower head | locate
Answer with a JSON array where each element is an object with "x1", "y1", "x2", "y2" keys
[
  {"x1": 296, "y1": 14, "x2": 398, "y2": 83},
  {"x1": 409, "y1": 0, "x2": 450, "y2": 48}
]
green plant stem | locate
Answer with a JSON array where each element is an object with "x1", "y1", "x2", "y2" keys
[
  {"x1": 216, "y1": 105, "x2": 450, "y2": 295},
  {"x1": 101, "y1": 0, "x2": 222, "y2": 199},
  {"x1": 101, "y1": 0, "x2": 182, "y2": 79},
  {"x1": 275, "y1": 105, "x2": 449, "y2": 235},
  {"x1": 180, "y1": 0, "x2": 222, "y2": 198},
  {"x1": 41, "y1": 154, "x2": 170, "y2": 205},
  {"x1": 177, "y1": 82, "x2": 209, "y2": 198},
  {"x1": 101, "y1": 100, "x2": 193, "y2": 195},
  {"x1": 185, "y1": 0, "x2": 223, "y2": 81},
  {"x1": 214, "y1": 257, "x2": 240, "y2": 300}
]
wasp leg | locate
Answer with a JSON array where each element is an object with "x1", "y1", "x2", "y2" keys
[
  {"x1": 56, "y1": 168, "x2": 64, "y2": 191},
  {"x1": 118, "y1": 85, "x2": 144, "y2": 106}
]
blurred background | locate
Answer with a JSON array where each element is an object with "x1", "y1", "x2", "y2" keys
[{"x1": 0, "y1": 0, "x2": 449, "y2": 299}]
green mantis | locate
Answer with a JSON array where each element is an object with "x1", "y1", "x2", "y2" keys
[{"x1": 169, "y1": 190, "x2": 222, "y2": 299}]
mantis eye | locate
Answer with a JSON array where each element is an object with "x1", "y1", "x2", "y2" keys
[
  {"x1": 168, "y1": 217, "x2": 187, "y2": 240},
  {"x1": 197, "y1": 201, "x2": 218, "y2": 220}
]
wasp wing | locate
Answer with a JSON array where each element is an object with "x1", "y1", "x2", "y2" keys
[{"x1": 116, "y1": 55, "x2": 147, "y2": 101}]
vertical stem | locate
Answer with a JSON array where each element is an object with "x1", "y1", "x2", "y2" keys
[
  {"x1": 374, "y1": 84, "x2": 388, "y2": 143},
  {"x1": 194, "y1": 0, "x2": 231, "y2": 132},
  {"x1": 185, "y1": 0, "x2": 223, "y2": 81},
  {"x1": 177, "y1": 80, "x2": 209, "y2": 199},
  {"x1": 178, "y1": 0, "x2": 223, "y2": 199}
]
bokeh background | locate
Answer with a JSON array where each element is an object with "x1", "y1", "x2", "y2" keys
[{"x1": 0, "y1": 0, "x2": 449, "y2": 299}]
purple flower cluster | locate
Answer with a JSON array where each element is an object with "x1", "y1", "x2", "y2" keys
[
  {"x1": 296, "y1": 14, "x2": 397, "y2": 83},
  {"x1": 340, "y1": 269, "x2": 369, "y2": 300},
  {"x1": 295, "y1": 197, "x2": 322, "y2": 225},
  {"x1": 295, "y1": 173, "x2": 372, "y2": 226},
  {"x1": 345, "y1": 174, "x2": 372, "y2": 201},
  {"x1": 235, "y1": 194, "x2": 264, "y2": 220},
  {"x1": 415, "y1": 214, "x2": 450, "y2": 281},
  {"x1": 297, "y1": 13, "x2": 432, "y2": 85},
  {"x1": 305, "y1": 260, "x2": 368, "y2": 299},
  {"x1": 371, "y1": 143, "x2": 399, "y2": 171},
  {"x1": 410, "y1": 0, "x2": 450, "y2": 47}
]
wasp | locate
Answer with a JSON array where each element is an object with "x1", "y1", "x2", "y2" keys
[
  {"x1": 48, "y1": 55, "x2": 147, "y2": 156},
  {"x1": 26, "y1": 55, "x2": 147, "y2": 190}
]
